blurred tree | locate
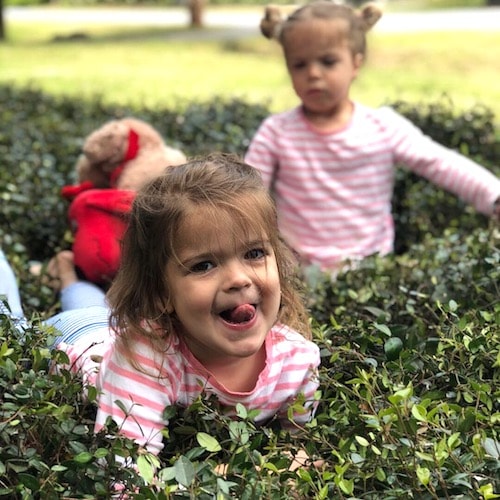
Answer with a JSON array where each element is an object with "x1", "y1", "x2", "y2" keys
[
  {"x1": 188, "y1": 0, "x2": 206, "y2": 27},
  {"x1": 0, "y1": 0, "x2": 4, "y2": 40}
]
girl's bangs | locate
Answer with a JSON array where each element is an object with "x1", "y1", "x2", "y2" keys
[
  {"x1": 209, "y1": 191, "x2": 275, "y2": 243},
  {"x1": 169, "y1": 190, "x2": 276, "y2": 267}
]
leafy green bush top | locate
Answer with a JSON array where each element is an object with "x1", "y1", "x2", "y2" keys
[
  {"x1": 0, "y1": 84, "x2": 499, "y2": 498},
  {"x1": 1, "y1": 226, "x2": 499, "y2": 498}
]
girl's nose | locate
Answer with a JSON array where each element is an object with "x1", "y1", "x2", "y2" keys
[
  {"x1": 224, "y1": 260, "x2": 252, "y2": 291},
  {"x1": 306, "y1": 62, "x2": 321, "y2": 79}
]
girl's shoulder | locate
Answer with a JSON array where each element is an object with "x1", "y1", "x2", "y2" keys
[
  {"x1": 104, "y1": 331, "x2": 185, "y2": 378},
  {"x1": 352, "y1": 102, "x2": 416, "y2": 134},
  {"x1": 260, "y1": 106, "x2": 303, "y2": 128},
  {"x1": 266, "y1": 325, "x2": 321, "y2": 377},
  {"x1": 269, "y1": 324, "x2": 320, "y2": 356},
  {"x1": 357, "y1": 103, "x2": 413, "y2": 125}
]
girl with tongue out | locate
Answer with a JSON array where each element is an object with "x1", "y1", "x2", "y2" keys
[{"x1": 51, "y1": 153, "x2": 320, "y2": 459}]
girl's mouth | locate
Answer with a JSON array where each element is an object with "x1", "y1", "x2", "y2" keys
[{"x1": 219, "y1": 304, "x2": 257, "y2": 324}]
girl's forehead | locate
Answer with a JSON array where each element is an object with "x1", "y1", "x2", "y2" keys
[
  {"x1": 284, "y1": 17, "x2": 349, "y2": 48},
  {"x1": 173, "y1": 204, "x2": 268, "y2": 253}
]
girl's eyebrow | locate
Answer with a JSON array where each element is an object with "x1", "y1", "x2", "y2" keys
[
  {"x1": 177, "y1": 250, "x2": 214, "y2": 267},
  {"x1": 178, "y1": 238, "x2": 271, "y2": 265},
  {"x1": 246, "y1": 238, "x2": 271, "y2": 247},
  {"x1": 243, "y1": 238, "x2": 273, "y2": 253}
]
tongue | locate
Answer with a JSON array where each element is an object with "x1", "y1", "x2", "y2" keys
[{"x1": 226, "y1": 304, "x2": 256, "y2": 323}]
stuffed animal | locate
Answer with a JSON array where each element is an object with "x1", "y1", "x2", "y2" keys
[{"x1": 61, "y1": 117, "x2": 187, "y2": 286}]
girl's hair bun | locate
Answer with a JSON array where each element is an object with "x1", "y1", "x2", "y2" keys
[
  {"x1": 260, "y1": 5, "x2": 283, "y2": 40},
  {"x1": 358, "y1": 2, "x2": 383, "y2": 32}
]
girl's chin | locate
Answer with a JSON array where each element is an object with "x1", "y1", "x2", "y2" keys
[
  {"x1": 220, "y1": 328, "x2": 268, "y2": 357},
  {"x1": 227, "y1": 343, "x2": 266, "y2": 361}
]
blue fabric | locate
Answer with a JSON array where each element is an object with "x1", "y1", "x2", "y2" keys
[
  {"x1": 0, "y1": 248, "x2": 25, "y2": 319},
  {"x1": 60, "y1": 281, "x2": 107, "y2": 310},
  {"x1": 1, "y1": 248, "x2": 110, "y2": 343},
  {"x1": 46, "y1": 305, "x2": 110, "y2": 346},
  {"x1": 49, "y1": 281, "x2": 109, "y2": 345}
]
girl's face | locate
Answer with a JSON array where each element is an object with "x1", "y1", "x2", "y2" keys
[
  {"x1": 165, "y1": 205, "x2": 281, "y2": 370},
  {"x1": 283, "y1": 18, "x2": 362, "y2": 123}
]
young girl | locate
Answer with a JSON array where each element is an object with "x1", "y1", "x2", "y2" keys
[
  {"x1": 52, "y1": 153, "x2": 320, "y2": 456},
  {"x1": 245, "y1": 1, "x2": 500, "y2": 273}
]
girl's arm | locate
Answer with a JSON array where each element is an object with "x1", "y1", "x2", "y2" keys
[
  {"x1": 278, "y1": 343, "x2": 321, "y2": 430},
  {"x1": 385, "y1": 107, "x2": 500, "y2": 217},
  {"x1": 95, "y1": 342, "x2": 174, "y2": 456},
  {"x1": 244, "y1": 118, "x2": 280, "y2": 190}
]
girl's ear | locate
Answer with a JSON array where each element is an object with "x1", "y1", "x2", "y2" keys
[
  {"x1": 354, "y1": 52, "x2": 364, "y2": 71},
  {"x1": 165, "y1": 299, "x2": 175, "y2": 314}
]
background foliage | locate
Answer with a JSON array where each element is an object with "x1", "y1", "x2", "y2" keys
[{"x1": 0, "y1": 84, "x2": 499, "y2": 498}]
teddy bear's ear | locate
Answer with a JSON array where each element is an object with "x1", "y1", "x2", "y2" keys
[{"x1": 83, "y1": 120, "x2": 126, "y2": 164}]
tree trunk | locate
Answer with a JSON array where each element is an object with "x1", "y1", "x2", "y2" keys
[
  {"x1": 0, "y1": 0, "x2": 5, "y2": 41},
  {"x1": 188, "y1": 0, "x2": 206, "y2": 28}
]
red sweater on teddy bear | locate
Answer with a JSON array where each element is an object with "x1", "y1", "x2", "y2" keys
[
  {"x1": 66, "y1": 189, "x2": 135, "y2": 285},
  {"x1": 61, "y1": 130, "x2": 139, "y2": 286}
]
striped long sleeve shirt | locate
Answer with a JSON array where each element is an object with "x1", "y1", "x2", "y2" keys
[
  {"x1": 58, "y1": 324, "x2": 320, "y2": 455},
  {"x1": 244, "y1": 104, "x2": 500, "y2": 270}
]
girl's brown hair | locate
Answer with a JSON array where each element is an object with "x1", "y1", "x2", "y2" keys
[
  {"x1": 106, "y1": 153, "x2": 311, "y2": 359},
  {"x1": 260, "y1": 1, "x2": 382, "y2": 57}
]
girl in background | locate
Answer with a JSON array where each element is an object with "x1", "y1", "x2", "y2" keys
[{"x1": 245, "y1": 1, "x2": 500, "y2": 273}]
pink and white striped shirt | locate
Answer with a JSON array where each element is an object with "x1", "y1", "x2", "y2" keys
[
  {"x1": 59, "y1": 324, "x2": 320, "y2": 455},
  {"x1": 245, "y1": 104, "x2": 500, "y2": 270}
]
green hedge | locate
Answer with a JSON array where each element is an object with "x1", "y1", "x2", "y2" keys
[
  {"x1": 1, "y1": 84, "x2": 497, "y2": 266},
  {"x1": 0, "y1": 84, "x2": 499, "y2": 498},
  {"x1": 1, "y1": 231, "x2": 499, "y2": 498}
]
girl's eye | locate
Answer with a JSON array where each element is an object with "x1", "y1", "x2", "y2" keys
[
  {"x1": 291, "y1": 61, "x2": 306, "y2": 70},
  {"x1": 190, "y1": 260, "x2": 215, "y2": 273},
  {"x1": 246, "y1": 248, "x2": 266, "y2": 260},
  {"x1": 321, "y1": 57, "x2": 337, "y2": 67}
]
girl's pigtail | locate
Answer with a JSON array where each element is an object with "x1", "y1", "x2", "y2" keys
[
  {"x1": 260, "y1": 5, "x2": 283, "y2": 40},
  {"x1": 358, "y1": 2, "x2": 383, "y2": 32}
]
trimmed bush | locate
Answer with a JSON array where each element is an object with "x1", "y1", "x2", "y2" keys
[
  {"x1": 1, "y1": 227, "x2": 498, "y2": 498},
  {"x1": 0, "y1": 84, "x2": 499, "y2": 498}
]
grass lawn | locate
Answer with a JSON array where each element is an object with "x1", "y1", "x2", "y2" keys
[{"x1": 0, "y1": 6, "x2": 499, "y2": 121}]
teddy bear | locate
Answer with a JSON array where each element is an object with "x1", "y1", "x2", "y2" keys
[{"x1": 60, "y1": 117, "x2": 187, "y2": 287}]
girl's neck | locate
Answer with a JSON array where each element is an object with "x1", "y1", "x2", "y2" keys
[
  {"x1": 302, "y1": 100, "x2": 354, "y2": 133},
  {"x1": 203, "y1": 345, "x2": 266, "y2": 393}
]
